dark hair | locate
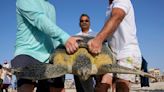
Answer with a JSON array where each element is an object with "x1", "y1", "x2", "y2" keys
[
  {"x1": 0, "y1": 64, "x2": 2, "y2": 69},
  {"x1": 79, "y1": 14, "x2": 90, "y2": 20},
  {"x1": 109, "y1": 0, "x2": 114, "y2": 5}
]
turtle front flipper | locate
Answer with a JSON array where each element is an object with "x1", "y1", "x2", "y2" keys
[
  {"x1": 97, "y1": 64, "x2": 157, "y2": 81},
  {"x1": 13, "y1": 63, "x2": 68, "y2": 80}
]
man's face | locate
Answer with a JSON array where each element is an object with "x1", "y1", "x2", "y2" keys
[{"x1": 80, "y1": 16, "x2": 90, "y2": 30}]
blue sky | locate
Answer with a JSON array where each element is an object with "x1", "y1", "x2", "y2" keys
[{"x1": 0, "y1": 0, "x2": 164, "y2": 73}]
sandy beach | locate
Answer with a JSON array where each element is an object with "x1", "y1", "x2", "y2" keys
[
  {"x1": 66, "y1": 82, "x2": 164, "y2": 92},
  {"x1": 9, "y1": 82, "x2": 164, "y2": 92},
  {"x1": 130, "y1": 82, "x2": 164, "y2": 92}
]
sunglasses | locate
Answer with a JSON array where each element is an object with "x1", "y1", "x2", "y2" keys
[{"x1": 80, "y1": 20, "x2": 89, "y2": 22}]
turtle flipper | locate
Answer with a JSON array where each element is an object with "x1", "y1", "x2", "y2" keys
[
  {"x1": 13, "y1": 63, "x2": 68, "y2": 80},
  {"x1": 97, "y1": 64, "x2": 157, "y2": 80}
]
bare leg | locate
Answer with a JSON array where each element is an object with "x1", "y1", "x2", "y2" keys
[
  {"x1": 50, "y1": 87, "x2": 65, "y2": 92},
  {"x1": 95, "y1": 83, "x2": 111, "y2": 92},
  {"x1": 116, "y1": 79, "x2": 130, "y2": 92},
  {"x1": 17, "y1": 84, "x2": 34, "y2": 92},
  {"x1": 95, "y1": 74, "x2": 112, "y2": 92},
  {"x1": 49, "y1": 76, "x2": 65, "y2": 92},
  {"x1": 112, "y1": 82, "x2": 116, "y2": 92}
]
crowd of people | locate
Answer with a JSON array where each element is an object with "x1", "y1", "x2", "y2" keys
[{"x1": 1, "y1": 0, "x2": 150, "y2": 92}]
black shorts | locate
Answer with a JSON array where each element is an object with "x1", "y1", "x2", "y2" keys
[{"x1": 11, "y1": 55, "x2": 65, "y2": 88}]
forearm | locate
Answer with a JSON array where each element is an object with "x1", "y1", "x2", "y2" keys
[
  {"x1": 96, "y1": 8, "x2": 125, "y2": 43},
  {"x1": 96, "y1": 17, "x2": 119, "y2": 43}
]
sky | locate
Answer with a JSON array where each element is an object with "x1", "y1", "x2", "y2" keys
[{"x1": 0, "y1": 0, "x2": 164, "y2": 74}]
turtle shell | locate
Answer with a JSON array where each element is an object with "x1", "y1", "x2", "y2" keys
[
  {"x1": 51, "y1": 35, "x2": 115, "y2": 79},
  {"x1": 52, "y1": 35, "x2": 115, "y2": 66},
  {"x1": 12, "y1": 35, "x2": 157, "y2": 81}
]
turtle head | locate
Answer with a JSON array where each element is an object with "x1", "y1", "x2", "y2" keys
[{"x1": 72, "y1": 54, "x2": 92, "y2": 80}]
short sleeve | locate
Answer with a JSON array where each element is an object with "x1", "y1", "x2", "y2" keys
[{"x1": 112, "y1": 0, "x2": 131, "y2": 14}]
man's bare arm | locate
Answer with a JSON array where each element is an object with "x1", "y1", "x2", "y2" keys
[
  {"x1": 88, "y1": 7, "x2": 126, "y2": 54},
  {"x1": 96, "y1": 8, "x2": 126, "y2": 43}
]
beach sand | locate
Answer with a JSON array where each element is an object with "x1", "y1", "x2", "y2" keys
[
  {"x1": 10, "y1": 82, "x2": 164, "y2": 92},
  {"x1": 66, "y1": 82, "x2": 164, "y2": 92}
]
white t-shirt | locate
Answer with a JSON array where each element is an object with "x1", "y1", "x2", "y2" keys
[
  {"x1": 106, "y1": 0, "x2": 141, "y2": 60},
  {"x1": 76, "y1": 29, "x2": 96, "y2": 36}
]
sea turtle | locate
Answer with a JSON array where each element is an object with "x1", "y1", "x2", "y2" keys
[{"x1": 9, "y1": 36, "x2": 156, "y2": 81}]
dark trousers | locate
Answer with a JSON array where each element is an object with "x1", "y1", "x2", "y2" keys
[{"x1": 74, "y1": 75, "x2": 94, "y2": 92}]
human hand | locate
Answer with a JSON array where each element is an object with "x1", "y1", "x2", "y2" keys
[
  {"x1": 87, "y1": 37, "x2": 103, "y2": 54},
  {"x1": 65, "y1": 37, "x2": 82, "y2": 54}
]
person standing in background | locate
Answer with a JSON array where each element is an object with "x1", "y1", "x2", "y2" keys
[
  {"x1": 140, "y1": 57, "x2": 150, "y2": 87},
  {"x1": 1, "y1": 61, "x2": 12, "y2": 92},
  {"x1": 0, "y1": 64, "x2": 3, "y2": 92},
  {"x1": 75, "y1": 13, "x2": 96, "y2": 92}
]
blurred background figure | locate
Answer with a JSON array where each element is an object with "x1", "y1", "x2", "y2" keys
[
  {"x1": 140, "y1": 57, "x2": 150, "y2": 87},
  {"x1": 1, "y1": 61, "x2": 12, "y2": 92},
  {"x1": 0, "y1": 64, "x2": 3, "y2": 92}
]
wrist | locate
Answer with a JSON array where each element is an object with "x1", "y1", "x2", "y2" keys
[{"x1": 95, "y1": 35, "x2": 105, "y2": 44}]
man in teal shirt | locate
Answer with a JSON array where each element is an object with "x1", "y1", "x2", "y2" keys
[{"x1": 11, "y1": 0, "x2": 80, "y2": 92}]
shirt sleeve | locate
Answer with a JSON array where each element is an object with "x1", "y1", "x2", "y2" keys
[
  {"x1": 112, "y1": 0, "x2": 131, "y2": 14},
  {"x1": 16, "y1": 0, "x2": 70, "y2": 45}
]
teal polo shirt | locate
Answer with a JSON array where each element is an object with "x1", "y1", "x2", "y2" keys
[{"x1": 15, "y1": 0, "x2": 70, "y2": 63}]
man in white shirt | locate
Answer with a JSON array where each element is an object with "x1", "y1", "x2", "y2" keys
[
  {"x1": 75, "y1": 13, "x2": 95, "y2": 92},
  {"x1": 76, "y1": 14, "x2": 96, "y2": 37},
  {"x1": 88, "y1": 0, "x2": 141, "y2": 92}
]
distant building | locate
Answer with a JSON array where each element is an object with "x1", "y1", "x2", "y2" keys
[
  {"x1": 161, "y1": 75, "x2": 164, "y2": 82},
  {"x1": 149, "y1": 68, "x2": 160, "y2": 82},
  {"x1": 161, "y1": 71, "x2": 164, "y2": 82}
]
